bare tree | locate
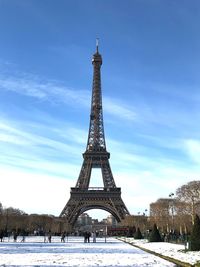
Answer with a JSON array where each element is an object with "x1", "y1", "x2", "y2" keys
[
  {"x1": 28, "y1": 214, "x2": 54, "y2": 234},
  {"x1": 174, "y1": 200, "x2": 191, "y2": 234},
  {"x1": 0, "y1": 202, "x2": 3, "y2": 214},
  {"x1": 176, "y1": 180, "x2": 200, "y2": 224},
  {"x1": 150, "y1": 198, "x2": 171, "y2": 232}
]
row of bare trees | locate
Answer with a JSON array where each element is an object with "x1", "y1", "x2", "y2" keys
[
  {"x1": 0, "y1": 204, "x2": 70, "y2": 235},
  {"x1": 150, "y1": 180, "x2": 200, "y2": 234}
]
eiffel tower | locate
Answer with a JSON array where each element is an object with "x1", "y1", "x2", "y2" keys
[{"x1": 60, "y1": 42, "x2": 129, "y2": 226}]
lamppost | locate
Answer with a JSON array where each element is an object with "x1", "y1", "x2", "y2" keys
[
  {"x1": 144, "y1": 209, "x2": 148, "y2": 216},
  {"x1": 143, "y1": 209, "x2": 148, "y2": 238},
  {"x1": 169, "y1": 193, "x2": 175, "y2": 233},
  {"x1": 5, "y1": 208, "x2": 9, "y2": 234}
]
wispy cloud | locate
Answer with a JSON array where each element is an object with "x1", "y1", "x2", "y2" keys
[
  {"x1": 0, "y1": 70, "x2": 137, "y2": 121},
  {"x1": 0, "y1": 153, "x2": 78, "y2": 178},
  {"x1": 53, "y1": 127, "x2": 87, "y2": 145},
  {"x1": 107, "y1": 135, "x2": 186, "y2": 171},
  {"x1": 0, "y1": 119, "x2": 85, "y2": 178},
  {"x1": 0, "y1": 75, "x2": 89, "y2": 105},
  {"x1": 0, "y1": 121, "x2": 80, "y2": 155},
  {"x1": 0, "y1": 132, "x2": 30, "y2": 145},
  {"x1": 104, "y1": 97, "x2": 136, "y2": 121}
]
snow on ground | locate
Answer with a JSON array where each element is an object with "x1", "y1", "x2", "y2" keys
[
  {"x1": 0, "y1": 236, "x2": 176, "y2": 267},
  {"x1": 120, "y1": 237, "x2": 200, "y2": 265}
]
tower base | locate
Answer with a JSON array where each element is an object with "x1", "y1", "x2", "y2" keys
[{"x1": 60, "y1": 187, "x2": 129, "y2": 226}]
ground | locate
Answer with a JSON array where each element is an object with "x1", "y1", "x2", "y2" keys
[
  {"x1": 120, "y1": 237, "x2": 200, "y2": 266},
  {"x1": 0, "y1": 236, "x2": 176, "y2": 267}
]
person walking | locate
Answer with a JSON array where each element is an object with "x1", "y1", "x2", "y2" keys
[
  {"x1": 44, "y1": 232, "x2": 47, "y2": 243},
  {"x1": 0, "y1": 230, "x2": 4, "y2": 242},
  {"x1": 92, "y1": 231, "x2": 96, "y2": 243},
  {"x1": 48, "y1": 230, "x2": 52, "y2": 243},
  {"x1": 87, "y1": 231, "x2": 91, "y2": 243},
  {"x1": 21, "y1": 230, "x2": 26, "y2": 242},
  {"x1": 13, "y1": 231, "x2": 18, "y2": 242},
  {"x1": 61, "y1": 232, "x2": 65, "y2": 242},
  {"x1": 83, "y1": 231, "x2": 87, "y2": 243}
]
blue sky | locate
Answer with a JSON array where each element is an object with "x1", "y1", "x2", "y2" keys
[{"x1": 0, "y1": 0, "x2": 200, "y2": 219}]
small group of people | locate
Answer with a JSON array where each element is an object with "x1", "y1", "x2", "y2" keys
[
  {"x1": 83, "y1": 231, "x2": 96, "y2": 243},
  {"x1": 0, "y1": 229, "x2": 99, "y2": 243},
  {"x1": 44, "y1": 230, "x2": 52, "y2": 243},
  {"x1": 0, "y1": 229, "x2": 26, "y2": 242},
  {"x1": 84, "y1": 231, "x2": 91, "y2": 243},
  {"x1": 13, "y1": 230, "x2": 26, "y2": 242}
]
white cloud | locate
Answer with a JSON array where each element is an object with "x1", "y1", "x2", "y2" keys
[
  {"x1": 0, "y1": 78, "x2": 46, "y2": 98},
  {"x1": 54, "y1": 127, "x2": 87, "y2": 145},
  {"x1": 0, "y1": 76, "x2": 89, "y2": 105},
  {"x1": 0, "y1": 167, "x2": 74, "y2": 216},
  {"x1": 184, "y1": 139, "x2": 200, "y2": 164},
  {"x1": 104, "y1": 97, "x2": 136, "y2": 121},
  {"x1": 0, "y1": 153, "x2": 79, "y2": 178},
  {"x1": 0, "y1": 133, "x2": 30, "y2": 145},
  {"x1": 114, "y1": 165, "x2": 200, "y2": 216},
  {"x1": 0, "y1": 120, "x2": 80, "y2": 155},
  {"x1": 0, "y1": 119, "x2": 85, "y2": 178},
  {"x1": 0, "y1": 73, "x2": 136, "y2": 121}
]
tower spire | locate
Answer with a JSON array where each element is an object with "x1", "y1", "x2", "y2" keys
[
  {"x1": 87, "y1": 39, "x2": 105, "y2": 151},
  {"x1": 96, "y1": 38, "x2": 99, "y2": 53}
]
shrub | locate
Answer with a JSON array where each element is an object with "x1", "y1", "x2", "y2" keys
[
  {"x1": 149, "y1": 224, "x2": 162, "y2": 242},
  {"x1": 190, "y1": 214, "x2": 200, "y2": 251},
  {"x1": 134, "y1": 227, "x2": 143, "y2": 239}
]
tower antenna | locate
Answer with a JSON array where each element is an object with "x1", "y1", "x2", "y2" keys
[{"x1": 96, "y1": 38, "x2": 99, "y2": 53}]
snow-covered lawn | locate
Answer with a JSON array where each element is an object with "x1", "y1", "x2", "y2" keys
[
  {"x1": 0, "y1": 236, "x2": 176, "y2": 266},
  {"x1": 120, "y1": 237, "x2": 200, "y2": 266}
]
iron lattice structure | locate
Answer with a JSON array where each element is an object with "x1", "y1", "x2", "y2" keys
[{"x1": 60, "y1": 45, "x2": 129, "y2": 226}]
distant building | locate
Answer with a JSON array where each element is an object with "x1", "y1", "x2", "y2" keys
[
  {"x1": 106, "y1": 215, "x2": 117, "y2": 227},
  {"x1": 76, "y1": 213, "x2": 92, "y2": 226},
  {"x1": 92, "y1": 219, "x2": 99, "y2": 225}
]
